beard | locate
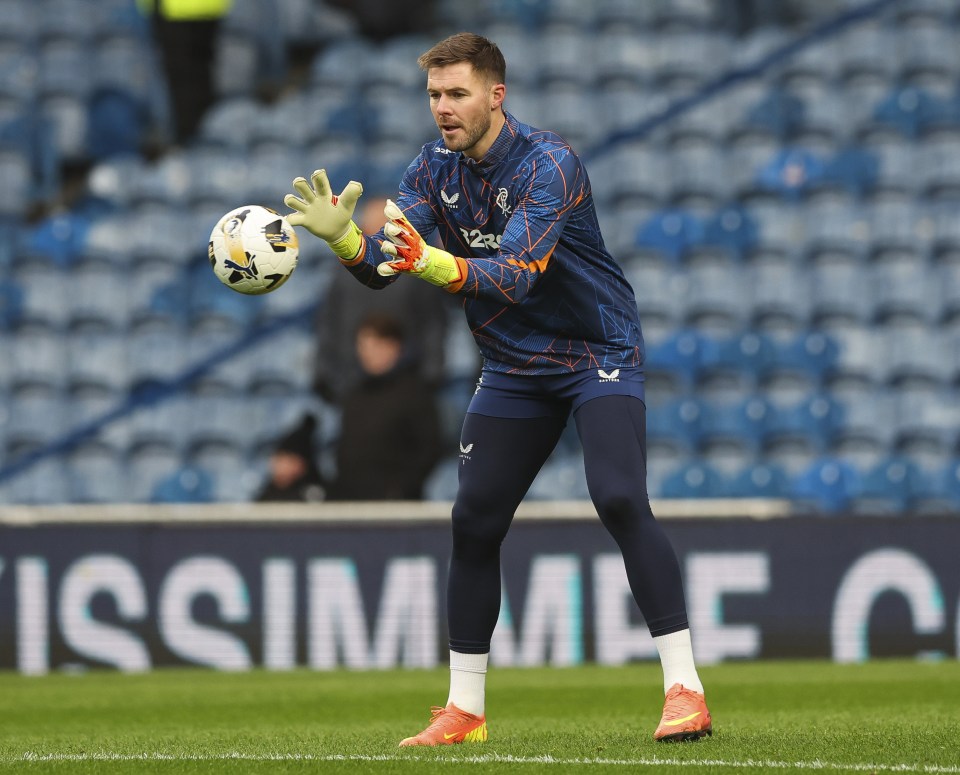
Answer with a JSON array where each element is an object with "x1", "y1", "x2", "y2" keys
[{"x1": 440, "y1": 111, "x2": 491, "y2": 155}]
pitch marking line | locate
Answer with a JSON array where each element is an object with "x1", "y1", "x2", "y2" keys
[{"x1": 13, "y1": 752, "x2": 960, "y2": 772}]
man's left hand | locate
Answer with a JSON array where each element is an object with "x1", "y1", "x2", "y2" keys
[{"x1": 377, "y1": 200, "x2": 463, "y2": 288}]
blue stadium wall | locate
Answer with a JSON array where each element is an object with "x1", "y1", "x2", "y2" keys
[{"x1": 1, "y1": 507, "x2": 958, "y2": 674}]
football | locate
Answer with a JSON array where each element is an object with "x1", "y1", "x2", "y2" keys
[{"x1": 208, "y1": 205, "x2": 299, "y2": 295}]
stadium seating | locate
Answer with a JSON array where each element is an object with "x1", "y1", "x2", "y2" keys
[{"x1": 0, "y1": 0, "x2": 958, "y2": 512}]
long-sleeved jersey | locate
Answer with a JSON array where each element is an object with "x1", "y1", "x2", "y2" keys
[{"x1": 342, "y1": 111, "x2": 645, "y2": 375}]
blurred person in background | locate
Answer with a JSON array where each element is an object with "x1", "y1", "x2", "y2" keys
[
  {"x1": 326, "y1": 312, "x2": 443, "y2": 501},
  {"x1": 255, "y1": 413, "x2": 325, "y2": 502},
  {"x1": 139, "y1": 0, "x2": 231, "y2": 145},
  {"x1": 312, "y1": 195, "x2": 455, "y2": 404},
  {"x1": 285, "y1": 33, "x2": 711, "y2": 746}
]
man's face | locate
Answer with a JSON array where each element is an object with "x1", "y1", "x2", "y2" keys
[{"x1": 426, "y1": 63, "x2": 504, "y2": 160}]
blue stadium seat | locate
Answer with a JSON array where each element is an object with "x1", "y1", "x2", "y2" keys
[
  {"x1": 871, "y1": 85, "x2": 942, "y2": 139},
  {"x1": 66, "y1": 388, "x2": 132, "y2": 452},
  {"x1": 87, "y1": 87, "x2": 148, "y2": 161},
  {"x1": 916, "y1": 458, "x2": 960, "y2": 513},
  {"x1": 126, "y1": 442, "x2": 183, "y2": 503},
  {"x1": 68, "y1": 264, "x2": 132, "y2": 330},
  {"x1": 917, "y1": 131, "x2": 960, "y2": 200},
  {"x1": 189, "y1": 443, "x2": 258, "y2": 502},
  {"x1": 127, "y1": 321, "x2": 189, "y2": 390},
  {"x1": 884, "y1": 319, "x2": 953, "y2": 386},
  {"x1": 748, "y1": 255, "x2": 811, "y2": 327},
  {"x1": 861, "y1": 134, "x2": 917, "y2": 197},
  {"x1": 310, "y1": 38, "x2": 373, "y2": 92},
  {"x1": 805, "y1": 198, "x2": 871, "y2": 260},
  {"x1": 820, "y1": 147, "x2": 879, "y2": 197},
  {"x1": 700, "y1": 204, "x2": 759, "y2": 262},
  {"x1": 37, "y1": 39, "x2": 91, "y2": 98},
  {"x1": 746, "y1": 200, "x2": 804, "y2": 259},
  {"x1": 4, "y1": 456, "x2": 69, "y2": 505},
  {"x1": 647, "y1": 396, "x2": 705, "y2": 449},
  {"x1": 645, "y1": 328, "x2": 708, "y2": 388},
  {"x1": 727, "y1": 461, "x2": 790, "y2": 498},
  {"x1": 66, "y1": 330, "x2": 130, "y2": 394},
  {"x1": 66, "y1": 441, "x2": 128, "y2": 503},
  {"x1": 836, "y1": 25, "x2": 896, "y2": 82},
  {"x1": 606, "y1": 145, "x2": 671, "y2": 206},
  {"x1": 0, "y1": 275, "x2": 24, "y2": 330},
  {"x1": 867, "y1": 198, "x2": 928, "y2": 260},
  {"x1": 682, "y1": 257, "x2": 749, "y2": 332},
  {"x1": 743, "y1": 89, "x2": 805, "y2": 139},
  {"x1": 594, "y1": 30, "x2": 656, "y2": 87},
  {"x1": 151, "y1": 463, "x2": 216, "y2": 504},
  {"x1": 765, "y1": 330, "x2": 839, "y2": 383},
  {"x1": 699, "y1": 395, "x2": 771, "y2": 450},
  {"x1": 0, "y1": 148, "x2": 34, "y2": 218},
  {"x1": 869, "y1": 252, "x2": 938, "y2": 323},
  {"x1": 6, "y1": 392, "x2": 69, "y2": 451},
  {"x1": 661, "y1": 460, "x2": 727, "y2": 499},
  {"x1": 0, "y1": 1, "x2": 38, "y2": 45},
  {"x1": 764, "y1": 391, "x2": 843, "y2": 451},
  {"x1": 897, "y1": 23, "x2": 959, "y2": 83},
  {"x1": 851, "y1": 455, "x2": 929, "y2": 515},
  {"x1": 808, "y1": 254, "x2": 872, "y2": 324},
  {"x1": 635, "y1": 209, "x2": 704, "y2": 263},
  {"x1": 539, "y1": 28, "x2": 595, "y2": 87},
  {"x1": 792, "y1": 455, "x2": 862, "y2": 514},
  {"x1": 668, "y1": 143, "x2": 731, "y2": 206},
  {"x1": 93, "y1": 33, "x2": 157, "y2": 104},
  {"x1": 9, "y1": 329, "x2": 68, "y2": 393}
]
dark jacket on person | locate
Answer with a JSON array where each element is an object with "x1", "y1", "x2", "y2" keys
[{"x1": 327, "y1": 362, "x2": 444, "y2": 501}]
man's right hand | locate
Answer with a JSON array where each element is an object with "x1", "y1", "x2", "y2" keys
[{"x1": 284, "y1": 169, "x2": 364, "y2": 260}]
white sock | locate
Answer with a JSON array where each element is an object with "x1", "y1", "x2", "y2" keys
[
  {"x1": 446, "y1": 650, "x2": 488, "y2": 717},
  {"x1": 653, "y1": 629, "x2": 704, "y2": 695}
]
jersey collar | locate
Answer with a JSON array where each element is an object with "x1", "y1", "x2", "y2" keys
[{"x1": 462, "y1": 111, "x2": 517, "y2": 174}]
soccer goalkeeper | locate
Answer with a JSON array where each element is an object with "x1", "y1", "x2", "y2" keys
[{"x1": 285, "y1": 32, "x2": 712, "y2": 745}]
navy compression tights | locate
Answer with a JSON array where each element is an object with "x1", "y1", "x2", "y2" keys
[{"x1": 447, "y1": 395, "x2": 690, "y2": 654}]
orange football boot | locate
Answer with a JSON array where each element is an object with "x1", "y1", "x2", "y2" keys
[
  {"x1": 399, "y1": 703, "x2": 488, "y2": 747},
  {"x1": 654, "y1": 684, "x2": 713, "y2": 742}
]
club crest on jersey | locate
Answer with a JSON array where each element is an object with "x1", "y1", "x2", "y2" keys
[
  {"x1": 598, "y1": 368, "x2": 621, "y2": 382},
  {"x1": 441, "y1": 189, "x2": 460, "y2": 209},
  {"x1": 495, "y1": 187, "x2": 512, "y2": 216}
]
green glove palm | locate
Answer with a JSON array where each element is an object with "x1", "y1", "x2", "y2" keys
[
  {"x1": 284, "y1": 169, "x2": 364, "y2": 260},
  {"x1": 377, "y1": 200, "x2": 464, "y2": 288}
]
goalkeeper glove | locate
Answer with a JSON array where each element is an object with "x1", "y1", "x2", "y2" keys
[
  {"x1": 284, "y1": 169, "x2": 364, "y2": 260},
  {"x1": 377, "y1": 199, "x2": 463, "y2": 287}
]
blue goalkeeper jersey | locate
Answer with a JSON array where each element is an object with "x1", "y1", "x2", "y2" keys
[{"x1": 344, "y1": 111, "x2": 645, "y2": 376}]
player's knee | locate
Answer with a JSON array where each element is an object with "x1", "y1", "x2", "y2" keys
[
  {"x1": 592, "y1": 489, "x2": 650, "y2": 537},
  {"x1": 451, "y1": 499, "x2": 510, "y2": 558}
]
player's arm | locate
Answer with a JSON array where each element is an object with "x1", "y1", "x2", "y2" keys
[{"x1": 379, "y1": 148, "x2": 584, "y2": 303}]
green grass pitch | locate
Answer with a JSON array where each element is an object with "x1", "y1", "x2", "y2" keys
[{"x1": 1, "y1": 660, "x2": 958, "y2": 773}]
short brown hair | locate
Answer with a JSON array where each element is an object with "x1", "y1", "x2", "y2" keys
[{"x1": 417, "y1": 32, "x2": 506, "y2": 86}]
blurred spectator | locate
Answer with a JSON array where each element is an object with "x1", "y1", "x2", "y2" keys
[
  {"x1": 326, "y1": 313, "x2": 444, "y2": 501},
  {"x1": 255, "y1": 413, "x2": 326, "y2": 502},
  {"x1": 312, "y1": 196, "x2": 457, "y2": 404},
  {"x1": 139, "y1": 0, "x2": 232, "y2": 145}
]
